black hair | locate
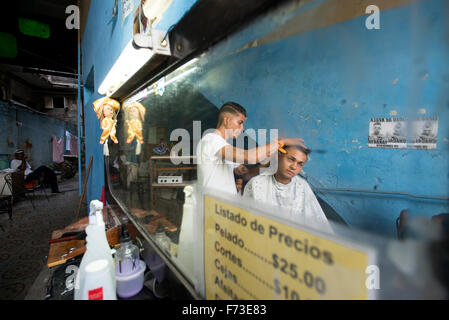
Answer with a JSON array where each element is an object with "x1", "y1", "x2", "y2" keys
[
  {"x1": 284, "y1": 144, "x2": 311, "y2": 156},
  {"x1": 217, "y1": 101, "x2": 247, "y2": 127}
]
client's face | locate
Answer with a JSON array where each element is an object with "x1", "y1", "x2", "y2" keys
[{"x1": 277, "y1": 147, "x2": 307, "y2": 180}]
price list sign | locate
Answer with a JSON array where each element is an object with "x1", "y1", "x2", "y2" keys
[{"x1": 204, "y1": 196, "x2": 374, "y2": 300}]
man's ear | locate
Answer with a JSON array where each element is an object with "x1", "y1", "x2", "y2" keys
[{"x1": 223, "y1": 115, "x2": 230, "y2": 127}]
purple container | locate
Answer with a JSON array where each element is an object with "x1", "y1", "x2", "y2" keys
[{"x1": 115, "y1": 260, "x2": 146, "y2": 298}]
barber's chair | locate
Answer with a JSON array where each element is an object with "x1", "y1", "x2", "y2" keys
[{"x1": 0, "y1": 173, "x2": 13, "y2": 221}]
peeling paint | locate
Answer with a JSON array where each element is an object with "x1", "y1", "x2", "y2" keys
[
  {"x1": 390, "y1": 110, "x2": 398, "y2": 116},
  {"x1": 353, "y1": 102, "x2": 359, "y2": 108},
  {"x1": 352, "y1": 139, "x2": 360, "y2": 144},
  {"x1": 443, "y1": 138, "x2": 449, "y2": 143},
  {"x1": 393, "y1": 78, "x2": 399, "y2": 85},
  {"x1": 418, "y1": 108, "x2": 426, "y2": 114},
  {"x1": 422, "y1": 73, "x2": 429, "y2": 80},
  {"x1": 317, "y1": 119, "x2": 322, "y2": 124}
]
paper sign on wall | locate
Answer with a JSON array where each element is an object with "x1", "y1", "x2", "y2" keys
[
  {"x1": 368, "y1": 117, "x2": 438, "y2": 149},
  {"x1": 368, "y1": 118, "x2": 407, "y2": 149},
  {"x1": 409, "y1": 117, "x2": 438, "y2": 150}
]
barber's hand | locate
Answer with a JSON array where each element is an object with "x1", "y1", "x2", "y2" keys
[
  {"x1": 234, "y1": 164, "x2": 248, "y2": 177},
  {"x1": 279, "y1": 137, "x2": 306, "y2": 149}
]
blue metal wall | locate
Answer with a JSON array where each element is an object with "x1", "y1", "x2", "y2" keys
[
  {"x1": 192, "y1": 0, "x2": 449, "y2": 236},
  {"x1": 81, "y1": 0, "x2": 198, "y2": 204},
  {"x1": 82, "y1": 0, "x2": 449, "y2": 237},
  {"x1": 0, "y1": 101, "x2": 76, "y2": 168}
]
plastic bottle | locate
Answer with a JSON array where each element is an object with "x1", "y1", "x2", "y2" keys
[
  {"x1": 167, "y1": 231, "x2": 179, "y2": 257},
  {"x1": 154, "y1": 222, "x2": 170, "y2": 253},
  {"x1": 176, "y1": 185, "x2": 195, "y2": 282},
  {"x1": 115, "y1": 228, "x2": 140, "y2": 275},
  {"x1": 80, "y1": 259, "x2": 116, "y2": 300},
  {"x1": 115, "y1": 228, "x2": 146, "y2": 298},
  {"x1": 74, "y1": 200, "x2": 116, "y2": 300}
]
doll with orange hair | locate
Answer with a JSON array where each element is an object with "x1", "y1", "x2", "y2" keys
[
  {"x1": 125, "y1": 102, "x2": 146, "y2": 144},
  {"x1": 93, "y1": 97, "x2": 120, "y2": 144}
]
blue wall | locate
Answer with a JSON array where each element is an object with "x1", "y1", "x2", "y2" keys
[
  {"x1": 191, "y1": 0, "x2": 449, "y2": 236},
  {"x1": 81, "y1": 0, "x2": 198, "y2": 204},
  {"x1": 82, "y1": 0, "x2": 449, "y2": 237},
  {"x1": 0, "y1": 101, "x2": 76, "y2": 168}
]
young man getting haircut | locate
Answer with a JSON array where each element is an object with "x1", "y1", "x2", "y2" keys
[
  {"x1": 243, "y1": 145, "x2": 332, "y2": 233},
  {"x1": 196, "y1": 101, "x2": 304, "y2": 195}
]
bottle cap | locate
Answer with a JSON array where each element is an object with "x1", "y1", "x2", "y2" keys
[
  {"x1": 89, "y1": 200, "x2": 104, "y2": 225},
  {"x1": 120, "y1": 228, "x2": 131, "y2": 243}
]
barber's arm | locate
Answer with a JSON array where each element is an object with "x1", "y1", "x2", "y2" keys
[
  {"x1": 220, "y1": 138, "x2": 305, "y2": 164},
  {"x1": 234, "y1": 164, "x2": 269, "y2": 182},
  {"x1": 16, "y1": 157, "x2": 28, "y2": 171},
  {"x1": 220, "y1": 142, "x2": 276, "y2": 164},
  {"x1": 19, "y1": 159, "x2": 27, "y2": 171}
]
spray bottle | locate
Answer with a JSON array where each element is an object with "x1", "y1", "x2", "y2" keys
[{"x1": 74, "y1": 200, "x2": 116, "y2": 300}]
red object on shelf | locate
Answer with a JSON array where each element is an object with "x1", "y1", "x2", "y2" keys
[{"x1": 100, "y1": 186, "x2": 106, "y2": 206}]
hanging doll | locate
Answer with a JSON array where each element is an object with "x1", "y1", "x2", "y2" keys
[
  {"x1": 93, "y1": 97, "x2": 120, "y2": 145},
  {"x1": 125, "y1": 102, "x2": 146, "y2": 144}
]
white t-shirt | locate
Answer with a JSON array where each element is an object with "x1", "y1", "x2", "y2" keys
[
  {"x1": 196, "y1": 132, "x2": 239, "y2": 195},
  {"x1": 10, "y1": 159, "x2": 33, "y2": 177},
  {"x1": 244, "y1": 174, "x2": 333, "y2": 233}
]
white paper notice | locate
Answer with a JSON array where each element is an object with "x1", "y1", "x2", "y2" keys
[{"x1": 368, "y1": 117, "x2": 438, "y2": 150}]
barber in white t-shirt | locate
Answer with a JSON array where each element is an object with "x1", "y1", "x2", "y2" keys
[{"x1": 196, "y1": 102, "x2": 305, "y2": 195}]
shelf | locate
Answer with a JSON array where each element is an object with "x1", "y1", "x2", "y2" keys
[
  {"x1": 156, "y1": 167, "x2": 196, "y2": 171},
  {"x1": 152, "y1": 182, "x2": 195, "y2": 188},
  {"x1": 150, "y1": 155, "x2": 196, "y2": 161},
  {"x1": 149, "y1": 156, "x2": 197, "y2": 209}
]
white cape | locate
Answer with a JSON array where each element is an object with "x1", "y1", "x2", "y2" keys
[{"x1": 244, "y1": 174, "x2": 333, "y2": 234}]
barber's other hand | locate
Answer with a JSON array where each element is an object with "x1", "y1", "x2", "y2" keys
[{"x1": 234, "y1": 164, "x2": 248, "y2": 177}]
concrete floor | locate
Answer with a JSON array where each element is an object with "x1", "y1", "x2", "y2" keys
[{"x1": 0, "y1": 174, "x2": 88, "y2": 300}]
